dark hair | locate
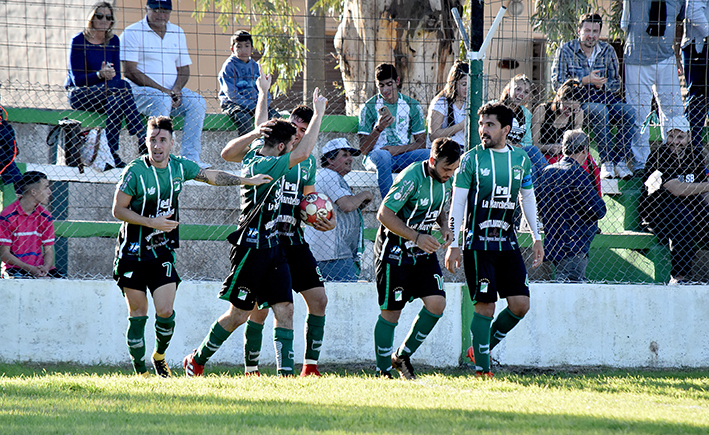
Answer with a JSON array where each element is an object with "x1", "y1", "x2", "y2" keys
[
  {"x1": 18, "y1": 171, "x2": 48, "y2": 194},
  {"x1": 478, "y1": 102, "x2": 514, "y2": 129},
  {"x1": 147, "y1": 116, "x2": 173, "y2": 134},
  {"x1": 375, "y1": 63, "x2": 398, "y2": 83},
  {"x1": 431, "y1": 137, "x2": 461, "y2": 165},
  {"x1": 578, "y1": 12, "x2": 603, "y2": 30},
  {"x1": 499, "y1": 74, "x2": 532, "y2": 106},
  {"x1": 230, "y1": 30, "x2": 253, "y2": 47},
  {"x1": 85, "y1": 2, "x2": 115, "y2": 42},
  {"x1": 321, "y1": 150, "x2": 341, "y2": 167},
  {"x1": 290, "y1": 105, "x2": 313, "y2": 124},
  {"x1": 552, "y1": 79, "x2": 585, "y2": 111},
  {"x1": 263, "y1": 119, "x2": 297, "y2": 148},
  {"x1": 438, "y1": 60, "x2": 469, "y2": 102}
]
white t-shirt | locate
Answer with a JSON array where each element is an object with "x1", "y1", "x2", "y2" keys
[
  {"x1": 430, "y1": 95, "x2": 466, "y2": 145},
  {"x1": 120, "y1": 17, "x2": 192, "y2": 89}
]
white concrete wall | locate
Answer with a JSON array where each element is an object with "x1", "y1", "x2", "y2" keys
[{"x1": 2, "y1": 280, "x2": 708, "y2": 369}]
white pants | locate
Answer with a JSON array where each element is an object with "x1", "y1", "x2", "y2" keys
[{"x1": 625, "y1": 56, "x2": 684, "y2": 168}]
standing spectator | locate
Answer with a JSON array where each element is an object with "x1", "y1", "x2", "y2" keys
[
  {"x1": 622, "y1": 0, "x2": 685, "y2": 174},
  {"x1": 373, "y1": 137, "x2": 460, "y2": 379},
  {"x1": 445, "y1": 103, "x2": 544, "y2": 377},
  {"x1": 112, "y1": 116, "x2": 271, "y2": 377},
  {"x1": 428, "y1": 60, "x2": 469, "y2": 151},
  {"x1": 304, "y1": 138, "x2": 373, "y2": 281},
  {"x1": 552, "y1": 13, "x2": 638, "y2": 180},
  {"x1": 0, "y1": 106, "x2": 22, "y2": 187},
  {"x1": 682, "y1": 0, "x2": 709, "y2": 153},
  {"x1": 640, "y1": 117, "x2": 709, "y2": 284},
  {"x1": 0, "y1": 171, "x2": 63, "y2": 279},
  {"x1": 537, "y1": 130, "x2": 607, "y2": 282},
  {"x1": 218, "y1": 31, "x2": 280, "y2": 135},
  {"x1": 65, "y1": 1, "x2": 145, "y2": 168},
  {"x1": 359, "y1": 63, "x2": 428, "y2": 199},
  {"x1": 120, "y1": 0, "x2": 209, "y2": 168}
]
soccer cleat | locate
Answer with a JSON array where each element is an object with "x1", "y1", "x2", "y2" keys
[
  {"x1": 244, "y1": 370, "x2": 261, "y2": 377},
  {"x1": 615, "y1": 161, "x2": 633, "y2": 180},
  {"x1": 391, "y1": 353, "x2": 417, "y2": 380},
  {"x1": 151, "y1": 352, "x2": 172, "y2": 378},
  {"x1": 300, "y1": 364, "x2": 321, "y2": 377},
  {"x1": 183, "y1": 350, "x2": 204, "y2": 377},
  {"x1": 466, "y1": 346, "x2": 475, "y2": 364},
  {"x1": 376, "y1": 370, "x2": 393, "y2": 379},
  {"x1": 137, "y1": 370, "x2": 151, "y2": 378},
  {"x1": 600, "y1": 162, "x2": 615, "y2": 179},
  {"x1": 475, "y1": 371, "x2": 494, "y2": 379}
]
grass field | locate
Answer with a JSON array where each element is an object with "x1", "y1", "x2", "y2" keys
[{"x1": 1, "y1": 363, "x2": 708, "y2": 435}]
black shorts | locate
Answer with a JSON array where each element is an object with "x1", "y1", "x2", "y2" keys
[
  {"x1": 463, "y1": 249, "x2": 529, "y2": 304},
  {"x1": 220, "y1": 244, "x2": 293, "y2": 310},
  {"x1": 282, "y1": 243, "x2": 325, "y2": 293},
  {"x1": 375, "y1": 255, "x2": 446, "y2": 311},
  {"x1": 113, "y1": 252, "x2": 181, "y2": 294}
]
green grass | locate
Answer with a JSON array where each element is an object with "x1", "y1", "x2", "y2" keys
[{"x1": 1, "y1": 363, "x2": 708, "y2": 434}]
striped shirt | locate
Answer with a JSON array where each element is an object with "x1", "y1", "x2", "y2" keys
[{"x1": 0, "y1": 200, "x2": 55, "y2": 271}]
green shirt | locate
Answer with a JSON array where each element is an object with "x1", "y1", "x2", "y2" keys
[
  {"x1": 358, "y1": 92, "x2": 425, "y2": 152},
  {"x1": 277, "y1": 154, "x2": 317, "y2": 246},
  {"x1": 454, "y1": 144, "x2": 532, "y2": 251},
  {"x1": 115, "y1": 155, "x2": 201, "y2": 261},
  {"x1": 374, "y1": 161, "x2": 452, "y2": 265}
]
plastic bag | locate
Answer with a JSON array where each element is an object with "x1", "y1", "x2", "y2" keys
[{"x1": 82, "y1": 127, "x2": 114, "y2": 171}]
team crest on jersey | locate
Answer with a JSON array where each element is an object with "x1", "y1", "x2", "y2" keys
[
  {"x1": 393, "y1": 287, "x2": 404, "y2": 301},
  {"x1": 147, "y1": 187, "x2": 156, "y2": 195},
  {"x1": 513, "y1": 167, "x2": 522, "y2": 180},
  {"x1": 173, "y1": 180, "x2": 181, "y2": 191},
  {"x1": 480, "y1": 168, "x2": 491, "y2": 176},
  {"x1": 237, "y1": 287, "x2": 250, "y2": 300}
]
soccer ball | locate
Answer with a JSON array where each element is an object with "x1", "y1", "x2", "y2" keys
[{"x1": 299, "y1": 192, "x2": 333, "y2": 226}]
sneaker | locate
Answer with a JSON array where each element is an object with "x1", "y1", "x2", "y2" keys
[
  {"x1": 475, "y1": 371, "x2": 494, "y2": 379},
  {"x1": 600, "y1": 162, "x2": 615, "y2": 179},
  {"x1": 151, "y1": 352, "x2": 172, "y2": 378},
  {"x1": 669, "y1": 276, "x2": 689, "y2": 285},
  {"x1": 615, "y1": 161, "x2": 633, "y2": 179},
  {"x1": 391, "y1": 353, "x2": 417, "y2": 380},
  {"x1": 376, "y1": 370, "x2": 393, "y2": 379},
  {"x1": 183, "y1": 350, "x2": 204, "y2": 377},
  {"x1": 300, "y1": 364, "x2": 321, "y2": 377}
]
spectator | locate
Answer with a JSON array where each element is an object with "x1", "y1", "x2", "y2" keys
[
  {"x1": 682, "y1": 0, "x2": 709, "y2": 153},
  {"x1": 0, "y1": 106, "x2": 22, "y2": 187},
  {"x1": 120, "y1": 0, "x2": 209, "y2": 168},
  {"x1": 537, "y1": 130, "x2": 607, "y2": 282},
  {"x1": 640, "y1": 116, "x2": 709, "y2": 284},
  {"x1": 304, "y1": 138, "x2": 373, "y2": 281},
  {"x1": 622, "y1": 0, "x2": 685, "y2": 175},
  {"x1": 428, "y1": 60, "x2": 469, "y2": 151},
  {"x1": 498, "y1": 74, "x2": 548, "y2": 183},
  {"x1": 218, "y1": 30, "x2": 280, "y2": 136},
  {"x1": 65, "y1": 1, "x2": 145, "y2": 168},
  {"x1": 552, "y1": 12, "x2": 637, "y2": 180},
  {"x1": 359, "y1": 63, "x2": 428, "y2": 199},
  {"x1": 0, "y1": 171, "x2": 63, "y2": 279}
]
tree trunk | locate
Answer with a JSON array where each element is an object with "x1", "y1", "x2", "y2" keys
[{"x1": 334, "y1": 0, "x2": 463, "y2": 115}]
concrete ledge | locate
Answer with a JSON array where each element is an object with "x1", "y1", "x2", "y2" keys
[{"x1": 2, "y1": 281, "x2": 708, "y2": 369}]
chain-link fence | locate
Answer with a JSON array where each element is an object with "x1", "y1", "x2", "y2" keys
[{"x1": 1, "y1": 0, "x2": 706, "y2": 284}]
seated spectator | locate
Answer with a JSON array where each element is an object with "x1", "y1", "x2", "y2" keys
[
  {"x1": 0, "y1": 171, "x2": 64, "y2": 279},
  {"x1": 537, "y1": 130, "x2": 607, "y2": 282},
  {"x1": 640, "y1": 117, "x2": 709, "y2": 284},
  {"x1": 305, "y1": 138, "x2": 373, "y2": 281},
  {"x1": 65, "y1": 1, "x2": 145, "y2": 168},
  {"x1": 359, "y1": 63, "x2": 428, "y2": 198},
  {"x1": 532, "y1": 79, "x2": 585, "y2": 161},
  {"x1": 428, "y1": 60, "x2": 468, "y2": 151},
  {"x1": 497, "y1": 74, "x2": 548, "y2": 183},
  {"x1": 218, "y1": 31, "x2": 280, "y2": 136},
  {"x1": 0, "y1": 106, "x2": 22, "y2": 187}
]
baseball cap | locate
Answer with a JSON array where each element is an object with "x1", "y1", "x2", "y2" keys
[
  {"x1": 147, "y1": 0, "x2": 172, "y2": 10},
  {"x1": 661, "y1": 116, "x2": 690, "y2": 138},
  {"x1": 321, "y1": 138, "x2": 361, "y2": 157},
  {"x1": 561, "y1": 129, "x2": 590, "y2": 156}
]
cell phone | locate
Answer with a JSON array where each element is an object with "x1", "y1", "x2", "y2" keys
[{"x1": 379, "y1": 106, "x2": 390, "y2": 117}]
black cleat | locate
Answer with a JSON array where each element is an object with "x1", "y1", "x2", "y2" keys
[{"x1": 391, "y1": 353, "x2": 416, "y2": 380}]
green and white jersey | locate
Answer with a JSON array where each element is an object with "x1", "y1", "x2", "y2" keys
[
  {"x1": 454, "y1": 144, "x2": 533, "y2": 251},
  {"x1": 277, "y1": 154, "x2": 316, "y2": 246},
  {"x1": 115, "y1": 155, "x2": 201, "y2": 261},
  {"x1": 358, "y1": 92, "x2": 425, "y2": 152},
  {"x1": 374, "y1": 161, "x2": 452, "y2": 266},
  {"x1": 228, "y1": 148, "x2": 292, "y2": 249}
]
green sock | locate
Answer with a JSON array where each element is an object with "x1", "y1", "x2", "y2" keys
[
  {"x1": 374, "y1": 315, "x2": 397, "y2": 373},
  {"x1": 304, "y1": 314, "x2": 325, "y2": 364},
  {"x1": 490, "y1": 307, "x2": 524, "y2": 351},
  {"x1": 398, "y1": 307, "x2": 442, "y2": 357},
  {"x1": 154, "y1": 311, "x2": 175, "y2": 355},
  {"x1": 243, "y1": 320, "x2": 264, "y2": 370},
  {"x1": 195, "y1": 321, "x2": 232, "y2": 366},
  {"x1": 274, "y1": 327, "x2": 295, "y2": 376},
  {"x1": 471, "y1": 312, "x2": 493, "y2": 372},
  {"x1": 126, "y1": 316, "x2": 148, "y2": 374}
]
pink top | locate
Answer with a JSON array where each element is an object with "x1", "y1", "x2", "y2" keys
[{"x1": 0, "y1": 200, "x2": 55, "y2": 271}]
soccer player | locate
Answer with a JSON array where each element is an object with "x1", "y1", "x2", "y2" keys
[
  {"x1": 112, "y1": 115, "x2": 272, "y2": 377},
  {"x1": 373, "y1": 137, "x2": 461, "y2": 380},
  {"x1": 445, "y1": 102, "x2": 544, "y2": 377},
  {"x1": 184, "y1": 89, "x2": 328, "y2": 377}
]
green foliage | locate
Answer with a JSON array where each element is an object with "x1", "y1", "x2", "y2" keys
[
  {"x1": 192, "y1": 0, "x2": 306, "y2": 96},
  {"x1": 312, "y1": 0, "x2": 344, "y2": 18}
]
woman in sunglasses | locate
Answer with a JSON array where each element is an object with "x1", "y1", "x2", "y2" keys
[{"x1": 65, "y1": 2, "x2": 145, "y2": 168}]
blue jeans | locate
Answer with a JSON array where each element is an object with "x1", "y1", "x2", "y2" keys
[
  {"x1": 582, "y1": 101, "x2": 636, "y2": 164},
  {"x1": 364, "y1": 148, "x2": 431, "y2": 198},
  {"x1": 318, "y1": 258, "x2": 359, "y2": 282},
  {"x1": 131, "y1": 86, "x2": 206, "y2": 162},
  {"x1": 553, "y1": 253, "x2": 589, "y2": 282},
  {"x1": 222, "y1": 101, "x2": 280, "y2": 136},
  {"x1": 68, "y1": 79, "x2": 144, "y2": 162},
  {"x1": 683, "y1": 42, "x2": 709, "y2": 153}
]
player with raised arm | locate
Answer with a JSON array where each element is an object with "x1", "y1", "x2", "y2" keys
[{"x1": 112, "y1": 115, "x2": 271, "y2": 378}]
